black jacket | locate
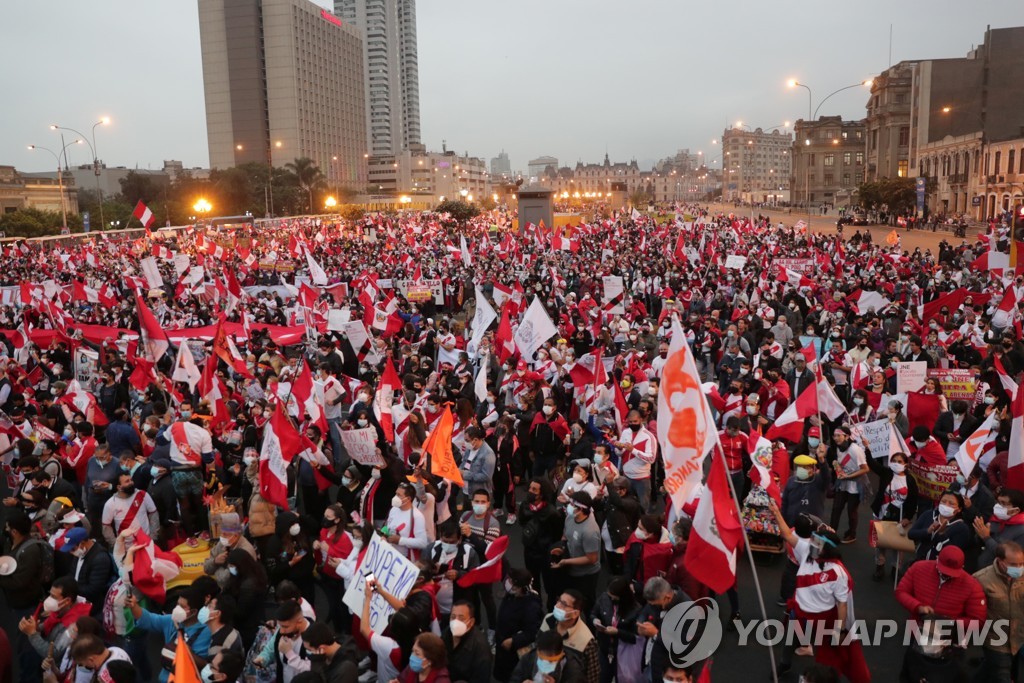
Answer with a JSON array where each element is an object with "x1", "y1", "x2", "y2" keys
[
  {"x1": 73, "y1": 543, "x2": 115, "y2": 616},
  {"x1": 443, "y1": 625, "x2": 493, "y2": 683},
  {"x1": 510, "y1": 648, "x2": 585, "y2": 683},
  {"x1": 493, "y1": 592, "x2": 544, "y2": 682},
  {"x1": 603, "y1": 485, "x2": 640, "y2": 548},
  {"x1": 933, "y1": 411, "x2": 979, "y2": 451}
]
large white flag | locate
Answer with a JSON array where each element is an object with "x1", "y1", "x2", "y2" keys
[
  {"x1": 140, "y1": 256, "x2": 163, "y2": 289},
  {"x1": 470, "y1": 287, "x2": 497, "y2": 352},
  {"x1": 657, "y1": 317, "x2": 720, "y2": 513},
  {"x1": 513, "y1": 297, "x2": 557, "y2": 361},
  {"x1": 460, "y1": 234, "x2": 472, "y2": 267},
  {"x1": 475, "y1": 353, "x2": 490, "y2": 403},
  {"x1": 306, "y1": 251, "x2": 328, "y2": 285},
  {"x1": 956, "y1": 413, "x2": 999, "y2": 479},
  {"x1": 171, "y1": 340, "x2": 201, "y2": 392}
]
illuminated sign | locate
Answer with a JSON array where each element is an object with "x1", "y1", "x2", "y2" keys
[
  {"x1": 320, "y1": 9, "x2": 342, "y2": 27},
  {"x1": 437, "y1": 161, "x2": 451, "y2": 169}
]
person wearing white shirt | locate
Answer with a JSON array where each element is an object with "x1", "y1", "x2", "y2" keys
[
  {"x1": 101, "y1": 473, "x2": 158, "y2": 547},
  {"x1": 616, "y1": 410, "x2": 658, "y2": 504},
  {"x1": 385, "y1": 482, "x2": 431, "y2": 561}
]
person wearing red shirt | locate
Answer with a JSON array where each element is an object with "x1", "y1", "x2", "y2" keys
[
  {"x1": 316, "y1": 503, "x2": 354, "y2": 630},
  {"x1": 719, "y1": 417, "x2": 751, "y2": 500},
  {"x1": 907, "y1": 426, "x2": 947, "y2": 468}
]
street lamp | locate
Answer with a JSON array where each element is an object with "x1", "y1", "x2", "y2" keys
[
  {"x1": 324, "y1": 196, "x2": 338, "y2": 210},
  {"x1": 28, "y1": 139, "x2": 81, "y2": 232},
  {"x1": 193, "y1": 198, "x2": 212, "y2": 224},
  {"x1": 53, "y1": 119, "x2": 109, "y2": 231}
]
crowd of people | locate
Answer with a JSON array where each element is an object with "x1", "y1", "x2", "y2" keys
[{"x1": 0, "y1": 202, "x2": 1021, "y2": 683}]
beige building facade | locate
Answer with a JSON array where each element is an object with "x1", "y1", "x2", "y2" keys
[
  {"x1": 367, "y1": 149, "x2": 487, "y2": 200},
  {"x1": 0, "y1": 166, "x2": 80, "y2": 215},
  {"x1": 721, "y1": 126, "x2": 792, "y2": 201},
  {"x1": 791, "y1": 117, "x2": 866, "y2": 208}
]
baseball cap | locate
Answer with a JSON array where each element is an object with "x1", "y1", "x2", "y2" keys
[
  {"x1": 793, "y1": 455, "x2": 817, "y2": 466},
  {"x1": 808, "y1": 426, "x2": 821, "y2": 437},
  {"x1": 59, "y1": 527, "x2": 89, "y2": 553},
  {"x1": 219, "y1": 512, "x2": 243, "y2": 535},
  {"x1": 936, "y1": 546, "x2": 966, "y2": 578}
]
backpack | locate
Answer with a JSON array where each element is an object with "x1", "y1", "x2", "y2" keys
[{"x1": 20, "y1": 538, "x2": 55, "y2": 587}]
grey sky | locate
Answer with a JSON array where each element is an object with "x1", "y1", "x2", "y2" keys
[{"x1": 4, "y1": 1, "x2": 1024, "y2": 176}]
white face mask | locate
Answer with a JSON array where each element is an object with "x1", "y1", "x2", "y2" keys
[
  {"x1": 171, "y1": 605, "x2": 189, "y2": 624},
  {"x1": 289, "y1": 523, "x2": 300, "y2": 536},
  {"x1": 572, "y1": 472, "x2": 585, "y2": 484},
  {"x1": 371, "y1": 468, "x2": 381, "y2": 480},
  {"x1": 889, "y1": 462, "x2": 906, "y2": 474},
  {"x1": 391, "y1": 495, "x2": 403, "y2": 509},
  {"x1": 243, "y1": 455, "x2": 256, "y2": 466},
  {"x1": 746, "y1": 405, "x2": 758, "y2": 416},
  {"x1": 352, "y1": 537, "x2": 363, "y2": 550},
  {"x1": 937, "y1": 504, "x2": 955, "y2": 518},
  {"x1": 449, "y1": 619, "x2": 469, "y2": 637},
  {"x1": 43, "y1": 596, "x2": 61, "y2": 614},
  {"x1": 993, "y1": 504, "x2": 1012, "y2": 521},
  {"x1": 543, "y1": 405, "x2": 555, "y2": 416},
  {"x1": 634, "y1": 528, "x2": 648, "y2": 541}
]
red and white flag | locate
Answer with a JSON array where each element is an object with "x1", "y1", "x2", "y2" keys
[
  {"x1": 128, "y1": 529, "x2": 182, "y2": 603},
  {"x1": 171, "y1": 340, "x2": 202, "y2": 392},
  {"x1": 134, "y1": 292, "x2": 170, "y2": 361},
  {"x1": 657, "y1": 317, "x2": 719, "y2": 513},
  {"x1": 846, "y1": 289, "x2": 892, "y2": 314},
  {"x1": 259, "y1": 403, "x2": 305, "y2": 509},
  {"x1": 684, "y1": 450, "x2": 743, "y2": 594},
  {"x1": 956, "y1": 413, "x2": 999, "y2": 479},
  {"x1": 765, "y1": 380, "x2": 817, "y2": 442},
  {"x1": 994, "y1": 356, "x2": 1019, "y2": 401},
  {"x1": 293, "y1": 359, "x2": 327, "y2": 435},
  {"x1": 777, "y1": 268, "x2": 814, "y2": 289},
  {"x1": 373, "y1": 359, "x2": 401, "y2": 442},
  {"x1": 58, "y1": 389, "x2": 110, "y2": 427},
  {"x1": 1007, "y1": 386, "x2": 1024, "y2": 491},
  {"x1": 815, "y1": 365, "x2": 848, "y2": 420},
  {"x1": 456, "y1": 536, "x2": 509, "y2": 587},
  {"x1": 132, "y1": 200, "x2": 156, "y2": 229},
  {"x1": 197, "y1": 357, "x2": 229, "y2": 428}
]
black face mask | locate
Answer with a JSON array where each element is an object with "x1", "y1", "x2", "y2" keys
[
  {"x1": 322, "y1": 518, "x2": 337, "y2": 529},
  {"x1": 629, "y1": 424, "x2": 642, "y2": 432}
]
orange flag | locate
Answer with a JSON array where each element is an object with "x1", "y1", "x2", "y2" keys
[
  {"x1": 422, "y1": 406, "x2": 464, "y2": 486},
  {"x1": 167, "y1": 630, "x2": 202, "y2": 683}
]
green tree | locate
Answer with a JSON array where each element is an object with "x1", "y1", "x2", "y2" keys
[
  {"x1": 628, "y1": 189, "x2": 651, "y2": 208},
  {"x1": 284, "y1": 157, "x2": 326, "y2": 214},
  {"x1": 117, "y1": 171, "x2": 165, "y2": 207},
  {"x1": 340, "y1": 204, "x2": 365, "y2": 221},
  {"x1": 0, "y1": 208, "x2": 83, "y2": 237},
  {"x1": 435, "y1": 199, "x2": 479, "y2": 223}
]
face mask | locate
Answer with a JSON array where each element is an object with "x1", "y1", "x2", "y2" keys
[
  {"x1": 739, "y1": 368, "x2": 749, "y2": 376},
  {"x1": 807, "y1": 437, "x2": 820, "y2": 448},
  {"x1": 120, "y1": 464, "x2": 130, "y2": 473},
  {"x1": 629, "y1": 423, "x2": 642, "y2": 432},
  {"x1": 565, "y1": 504, "x2": 576, "y2": 518},
  {"x1": 180, "y1": 411, "x2": 192, "y2": 420},
  {"x1": 243, "y1": 455, "x2": 256, "y2": 466},
  {"x1": 853, "y1": 398, "x2": 864, "y2": 407},
  {"x1": 993, "y1": 504, "x2": 1011, "y2": 521},
  {"x1": 371, "y1": 468, "x2": 382, "y2": 480},
  {"x1": 43, "y1": 596, "x2": 61, "y2": 614},
  {"x1": 746, "y1": 406, "x2": 758, "y2": 416},
  {"x1": 890, "y1": 462, "x2": 906, "y2": 474},
  {"x1": 358, "y1": 394, "x2": 370, "y2": 403},
  {"x1": 937, "y1": 504, "x2": 955, "y2": 518},
  {"x1": 593, "y1": 454, "x2": 605, "y2": 465},
  {"x1": 228, "y1": 565, "x2": 238, "y2": 576},
  {"x1": 322, "y1": 517, "x2": 337, "y2": 529},
  {"x1": 796, "y1": 467, "x2": 811, "y2": 481},
  {"x1": 171, "y1": 605, "x2": 189, "y2": 624},
  {"x1": 201, "y1": 664, "x2": 217, "y2": 683},
  {"x1": 197, "y1": 606, "x2": 211, "y2": 624},
  {"x1": 449, "y1": 619, "x2": 469, "y2": 637},
  {"x1": 408, "y1": 654, "x2": 425, "y2": 673},
  {"x1": 537, "y1": 656, "x2": 567, "y2": 676},
  {"x1": 913, "y1": 439, "x2": 928, "y2": 449},
  {"x1": 543, "y1": 406, "x2": 555, "y2": 416},
  {"x1": 634, "y1": 527, "x2": 648, "y2": 540},
  {"x1": 985, "y1": 396, "x2": 996, "y2": 405},
  {"x1": 552, "y1": 607, "x2": 570, "y2": 622},
  {"x1": 504, "y1": 579, "x2": 515, "y2": 593},
  {"x1": 1008, "y1": 566, "x2": 1024, "y2": 580},
  {"x1": 441, "y1": 541, "x2": 458, "y2": 554},
  {"x1": 71, "y1": 546, "x2": 87, "y2": 558},
  {"x1": 357, "y1": 419, "x2": 369, "y2": 428},
  {"x1": 391, "y1": 495, "x2": 403, "y2": 509},
  {"x1": 289, "y1": 523, "x2": 300, "y2": 536},
  {"x1": 150, "y1": 466, "x2": 162, "y2": 478}
]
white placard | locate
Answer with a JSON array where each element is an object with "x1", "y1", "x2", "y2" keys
[
  {"x1": 850, "y1": 418, "x2": 891, "y2": 459},
  {"x1": 602, "y1": 276, "x2": 625, "y2": 314},
  {"x1": 140, "y1": 256, "x2": 163, "y2": 289},
  {"x1": 327, "y1": 309, "x2": 351, "y2": 332},
  {"x1": 895, "y1": 362, "x2": 928, "y2": 394},
  {"x1": 342, "y1": 534, "x2": 419, "y2": 632},
  {"x1": 339, "y1": 427, "x2": 384, "y2": 466},
  {"x1": 172, "y1": 254, "x2": 190, "y2": 277},
  {"x1": 725, "y1": 254, "x2": 748, "y2": 269},
  {"x1": 74, "y1": 348, "x2": 99, "y2": 386}
]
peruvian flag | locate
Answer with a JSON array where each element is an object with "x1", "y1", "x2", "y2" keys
[
  {"x1": 992, "y1": 286, "x2": 1019, "y2": 331},
  {"x1": 58, "y1": 388, "x2": 110, "y2": 427},
  {"x1": 197, "y1": 355, "x2": 229, "y2": 428},
  {"x1": 815, "y1": 364, "x2": 848, "y2": 420},
  {"x1": 846, "y1": 289, "x2": 892, "y2": 314},
  {"x1": 747, "y1": 432, "x2": 782, "y2": 505},
  {"x1": 132, "y1": 200, "x2": 156, "y2": 229},
  {"x1": 373, "y1": 359, "x2": 401, "y2": 442},
  {"x1": 1007, "y1": 381, "x2": 1024, "y2": 490},
  {"x1": 494, "y1": 302, "x2": 517, "y2": 364},
  {"x1": 128, "y1": 529, "x2": 182, "y2": 603},
  {"x1": 259, "y1": 403, "x2": 305, "y2": 509},
  {"x1": 611, "y1": 374, "x2": 629, "y2": 433},
  {"x1": 134, "y1": 291, "x2": 170, "y2": 362},
  {"x1": 293, "y1": 359, "x2": 327, "y2": 435},
  {"x1": 777, "y1": 268, "x2": 814, "y2": 289},
  {"x1": 995, "y1": 355, "x2": 1020, "y2": 401},
  {"x1": 684, "y1": 451, "x2": 743, "y2": 594},
  {"x1": 456, "y1": 536, "x2": 510, "y2": 587},
  {"x1": 765, "y1": 379, "x2": 817, "y2": 442},
  {"x1": 970, "y1": 250, "x2": 1010, "y2": 273}
]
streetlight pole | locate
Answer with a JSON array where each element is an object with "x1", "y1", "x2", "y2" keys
[
  {"x1": 28, "y1": 139, "x2": 82, "y2": 232},
  {"x1": 53, "y1": 119, "x2": 109, "y2": 231}
]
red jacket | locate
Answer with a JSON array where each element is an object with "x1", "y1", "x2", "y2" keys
[
  {"x1": 894, "y1": 559, "x2": 987, "y2": 631},
  {"x1": 909, "y1": 437, "x2": 947, "y2": 468}
]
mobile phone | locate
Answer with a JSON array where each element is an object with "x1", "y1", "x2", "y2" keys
[{"x1": 365, "y1": 572, "x2": 376, "y2": 585}]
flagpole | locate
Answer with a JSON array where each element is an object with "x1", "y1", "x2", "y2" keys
[{"x1": 716, "y1": 441, "x2": 780, "y2": 683}]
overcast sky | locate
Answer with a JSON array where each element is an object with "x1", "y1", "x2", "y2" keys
[{"x1": 4, "y1": 1, "x2": 1024, "y2": 175}]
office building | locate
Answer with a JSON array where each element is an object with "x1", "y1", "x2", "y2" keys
[
  {"x1": 0, "y1": 166, "x2": 79, "y2": 215},
  {"x1": 721, "y1": 126, "x2": 792, "y2": 202},
  {"x1": 198, "y1": 0, "x2": 368, "y2": 187},
  {"x1": 367, "y1": 149, "x2": 488, "y2": 200},
  {"x1": 790, "y1": 117, "x2": 866, "y2": 208},
  {"x1": 490, "y1": 151, "x2": 512, "y2": 177},
  {"x1": 527, "y1": 156, "x2": 559, "y2": 179},
  {"x1": 335, "y1": 0, "x2": 421, "y2": 156}
]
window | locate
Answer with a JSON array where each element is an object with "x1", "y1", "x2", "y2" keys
[
  {"x1": 995, "y1": 151, "x2": 1002, "y2": 174},
  {"x1": 897, "y1": 160, "x2": 908, "y2": 178},
  {"x1": 856, "y1": 152, "x2": 864, "y2": 165},
  {"x1": 809, "y1": 154, "x2": 816, "y2": 167},
  {"x1": 1019, "y1": 149, "x2": 1024, "y2": 174},
  {"x1": 856, "y1": 131, "x2": 863, "y2": 140},
  {"x1": 824, "y1": 154, "x2": 835, "y2": 167},
  {"x1": 855, "y1": 172, "x2": 864, "y2": 184},
  {"x1": 899, "y1": 127, "x2": 910, "y2": 146},
  {"x1": 808, "y1": 173, "x2": 816, "y2": 182},
  {"x1": 843, "y1": 173, "x2": 851, "y2": 186},
  {"x1": 824, "y1": 173, "x2": 834, "y2": 186},
  {"x1": 871, "y1": 130, "x2": 878, "y2": 150},
  {"x1": 843, "y1": 152, "x2": 852, "y2": 165},
  {"x1": 842, "y1": 131, "x2": 849, "y2": 139}
]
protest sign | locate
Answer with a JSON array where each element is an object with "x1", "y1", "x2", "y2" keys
[
  {"x1": 774, "y1": 258, "x2": 814, "y2": 274},
  {"x1": 340, "y1": 427, "x2": 385, "y2": 466},
  {"x1": 394, "y1": 278, "x2": 443, "y2": 305},
  {"x1": 406, "y1": 286, "x2": 434, "y2": 302},
  {"x1": 140, "y1": 256, "x2": 163, "y2": 289},
  {"x1": 926, "y1": 369, "x2": 976, "y2": 401},
  {"x1": 342, "y1": 534, "x2": 419, "y2": 632},
  {"x1": 725, "y1": 254, "x2": 748, "y2": 269},
  {"x1": 327, "y1": 309, "x2": 351, "y2": 332},
  {"x1": 602, "y1": 276, "x2": 625, "y2": 314},
  {"x1": 850, "y1": 418, "x2": 891, "y2": 459},
  {"x1": 74, "y1": 348, "x2": 99, "y2": 385},
  {"x1": 172, "y1": 254, "x2": 190, "y2": 276},
  {"x1": 908, "y1": 461, "x2": 960, "y2": 502},
  {"x1": 895, "y1": 362, "x2": 928, "y2": 394}
]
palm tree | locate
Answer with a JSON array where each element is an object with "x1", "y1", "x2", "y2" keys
[{"x1": 284, "y1": 157, "x2": 326, "y2": 213}]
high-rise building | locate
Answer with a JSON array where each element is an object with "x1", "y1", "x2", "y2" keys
[
  {"x1": 198, "y1": 0, "x2": 368, "y2": 188},
  {"x1": 790, "y1": 116, "x2": 866, "y2": 208},
  {"x1": 527, "y1": 156, "x2": 559, "y2": 179},
  {"x1": 721, "y1": 126, "x2": 792, "y2": 201},
  {"x1": 490, "y1": 151, "x2": 512, "y2": 177},
  {"x1": 335, "y1": 0, "x2": 421, "y2": 156}
]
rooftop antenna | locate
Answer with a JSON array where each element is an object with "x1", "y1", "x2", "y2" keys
[{"x1": 888, "y1": 23, "x2": 893, "y2": 67}]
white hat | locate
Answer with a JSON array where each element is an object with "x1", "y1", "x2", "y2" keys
[
  {"x1": 62, "y1": 511, "x2": 85, "y2": 525},
  {"x1": 0, "y1": 556, "x2": 16, "y2": 576}
]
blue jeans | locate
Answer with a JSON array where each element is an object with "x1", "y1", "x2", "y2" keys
[
  {"x1": 629, "y1": 477, "x2": 652, "y2": 506},
  {"x1": 327, "y1": 417, "x2": 345, "y2": 470}
]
